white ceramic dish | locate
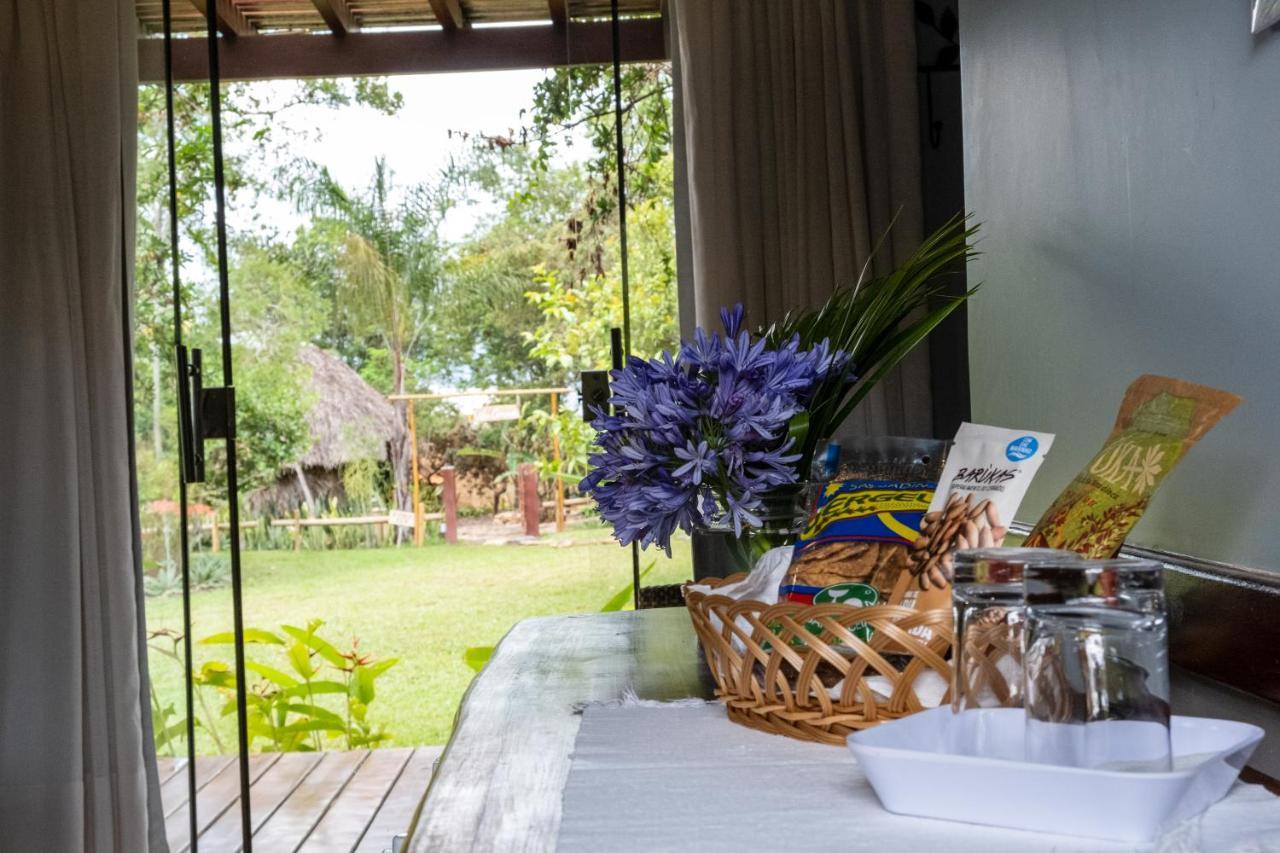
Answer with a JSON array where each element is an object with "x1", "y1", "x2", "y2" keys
[{"x1": 846, "y1": 707, "x2": 1263, "y2": 843}]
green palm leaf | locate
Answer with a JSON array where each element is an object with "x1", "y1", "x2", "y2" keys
[{"x1": 765, "y1": 213, "x2": 979, "y2": 470}]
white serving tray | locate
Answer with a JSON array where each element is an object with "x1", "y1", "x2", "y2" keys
[{"x1": 847, "y1": 707, "x2": 1263, "y2": 843}]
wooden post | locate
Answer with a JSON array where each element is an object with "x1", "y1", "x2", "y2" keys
[
  {"x1": 441, "y1": 465, "x2": 458, "y2": 544},
  {"x1": 519, "y1": 463, "x2": 540, "y2": 538},
  {"x1": 292, "y1": 510, "x2": 302, "y2": 552},
  {"x1": 550, "y1": 392, "x2": 565, "y2": 532},
  {"x1": 408, "y1": 401, "x2": 423, "y2": 546},
  {"x1": 211, "y1": 511, "x2": 221, "y2": 553}
]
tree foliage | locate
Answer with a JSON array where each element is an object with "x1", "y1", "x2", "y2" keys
[
  {"x1": 450, "y1": 64, "x2": 679, "y2": 385},
  {"x1": 526, "y1": 64, "x2": 673, "y2": 209},
  {"x1": 296, "y1": 159, "x2": 454, "y2": 391},
  {"x1": 133, "y1": 79, "x2": 403, "y2": 514},
  {"x1": 524, "y1": 157, "x2": 679, "y2": 377},
  {"x1": 432, "y1": 63, "x2": 680, "y2": 481},
  {"x1": 295, "y1": 159, "x2": 457, "y2": 512},
  {"x1": 432, "y1": 149, "x2": 587, "y2": 387},
  {"x1": 134, "y1": 64, "x2": 683, "y2": 517}
]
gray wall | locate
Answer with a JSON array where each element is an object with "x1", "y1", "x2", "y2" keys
[{"x1": 961, "y1": 0, "x2": 1280, "y2": 572}]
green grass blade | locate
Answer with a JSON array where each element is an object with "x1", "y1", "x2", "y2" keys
[{"x1": 600, "y1": 560, "x2": 656, "y2": 612}]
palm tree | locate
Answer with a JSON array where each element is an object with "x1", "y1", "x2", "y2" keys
[{"x1": 298, "y1": 159, "x2": 455, "y2": 527}]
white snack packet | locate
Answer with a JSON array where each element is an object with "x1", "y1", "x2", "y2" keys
[{"x1": 908, "y1": 422, "x2": 1055, "y2": 587}]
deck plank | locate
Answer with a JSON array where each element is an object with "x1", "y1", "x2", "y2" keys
[
  {"x1": 157, "y1": 756, "x2": 192, "y2": 818},
  {"x1": 162, "y1": 757, "x2": 228, "y2": 853},
  {"x1": 157, "y1": 748, "x2": 427, "y2": 852},
  {"x1": 353, "y1": 747, "x2": 443, "y2": 853},
  {"x1": 198, "y1": 751, "x2": 325, "y2": 853},
  {"x1": 166, "y1": 754, "x2": 280, "y2": 853},
  {"x1": 296, "y1": 748, "x2": 413, "y2": 853},
  {"x1": 157, "y1": 756, "x2": 191, "y2": 838},
  {"x1": 156, "y1": 756, "x2": 188, "y2": 787},
  {"x1": 160, "y1": 754, "x2": 234, "y2": 819},
  {"x1": 250, "y1": 749, "x2": 369, "y2": 852}
]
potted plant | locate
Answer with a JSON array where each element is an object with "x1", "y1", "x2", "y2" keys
[{"x1": 580, "y1": 215, "x2": 979, "y2": 578}]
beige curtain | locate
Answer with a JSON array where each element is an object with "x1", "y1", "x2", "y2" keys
[
  {"x1": 671, "y1": 0, "x2": 931, "y2": 437},
  {"x1": 0, "y1": 1, "x2": 168, "y2": 850}
]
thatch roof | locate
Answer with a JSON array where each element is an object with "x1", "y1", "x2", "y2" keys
[{"x1": 296, "y1": 345, "x2": 403, "y2": 470}]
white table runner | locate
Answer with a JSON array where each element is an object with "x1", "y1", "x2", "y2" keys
[{"x1": 558, "y1": 701, "x2": 1280, "y2": 852}]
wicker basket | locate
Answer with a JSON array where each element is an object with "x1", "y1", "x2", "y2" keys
[{"x1": 685, "y1": 573, "x2": 954, "y2": 745}]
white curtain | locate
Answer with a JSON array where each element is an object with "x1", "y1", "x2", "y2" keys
[
  {"x1": 0, "y1": 1, "x2": 168, "y2": 850},
  {"x1": 670, "y1": 0, "x2": 932, "y2": 437}
]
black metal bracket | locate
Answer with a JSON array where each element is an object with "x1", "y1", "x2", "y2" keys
[
  {"x1": 200, "y1": 386, "x2": 233, "y2": 440},
  {"x1": 580, "y1": 327, "x2": 626, "y2": 422},
  {"x1": 580, "y1": 370, "x2": 610, "y2": 422},
  {"x1": 177, "y1": 345, "x2": 234, "y2": 484}
]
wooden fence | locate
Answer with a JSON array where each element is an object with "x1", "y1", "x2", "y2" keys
[{"x1": 159, "y1": 464, "x2": 590, "y2": 552}]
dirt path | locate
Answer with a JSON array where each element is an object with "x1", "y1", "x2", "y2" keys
[
  {"x1": 454, "y1": 515, "x2": 532, "y2": 544},
  {"x1": 452, "y1": 514, "x2": 612, "y2": 546}
]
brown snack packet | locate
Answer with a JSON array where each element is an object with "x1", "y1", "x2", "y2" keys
[{"x1": 1023, "y1": 375, "x2": 1242, "y2": 557}]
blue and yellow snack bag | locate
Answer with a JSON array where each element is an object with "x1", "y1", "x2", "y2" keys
[{"x1": 780, "y1": 478, "x2": 938, "y2": 612}]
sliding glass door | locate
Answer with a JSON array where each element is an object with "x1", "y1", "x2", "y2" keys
[
  {"x1": 133, "y1": 5, "x2": 674, "y2": 851},
  {"x1": 139, "y1": 3, "x2": 254, "y2": 849}
]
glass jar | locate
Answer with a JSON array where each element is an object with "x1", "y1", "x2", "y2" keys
[
  {"x1": 947, "y1": 547, "x2": 1080, "y2": 760},
  {"x1": 950, "y1": 547, "x2": 1080, "y2": 714},
  {"x1": 689, "y1": 483, "x2": 821, "y2": 580},
  {"x1": 1023, "y1": 558, "x2": 1171, "y2": 771}
]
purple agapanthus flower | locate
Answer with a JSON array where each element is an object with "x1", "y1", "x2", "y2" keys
[{"x1": 579, "y1": 304, "x2": 851, "y2": 554}]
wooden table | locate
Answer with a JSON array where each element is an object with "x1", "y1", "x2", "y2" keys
[{"x1": 404, "y1": 608, "x2": 713, "y2": 852}]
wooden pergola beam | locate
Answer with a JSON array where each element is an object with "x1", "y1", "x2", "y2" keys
[
  {"x1": 310, "y1": 0, "x2": 358, "y2": 35},
  {"x1": 189, "y1": 0, "x2": 253, "y2": 37},
  {"x1": 548, "y1": 0, "x2": 568, "y2": 27},
  {"x1": 137, "y1": 18, "x2": 666, "y2": 82},
  {"x1": 427, "y1": 0, "x2": 466, "y2": 30}
]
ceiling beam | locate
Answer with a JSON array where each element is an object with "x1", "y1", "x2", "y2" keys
[
  {"x1": 138, "y1": 18, "x2": 666, "y2": 82},
  {"x1": 189, "y1": 0, "x2": 253, "y2": 37},
  {"x1": 548, "y1": 0, "x2": 568, "y2": 27},
  {"x1": 310, "y1": 0, "x2": 358, "y2": 35},
  {"x1": 427, "y1": 0, "x2": 466, "y2": 31}
]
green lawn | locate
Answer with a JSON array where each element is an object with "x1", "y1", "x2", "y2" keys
[{"x1": 144, "y1": 524, "x2": 692, "y2": 756}]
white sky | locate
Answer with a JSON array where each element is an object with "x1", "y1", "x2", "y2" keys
[
  {"x1": 231, "y1": 68, "x2": 577, "y2": 245},
  {"x1": 216, "y1": 68, "x2": 586, "y2": 405}
]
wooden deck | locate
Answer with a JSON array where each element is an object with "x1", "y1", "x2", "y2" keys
[{"x1": 156, "y1": 747, "x2": 440, "y2": 853}]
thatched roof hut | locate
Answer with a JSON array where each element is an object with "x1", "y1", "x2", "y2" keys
[
  {"x1": 295, "y1": 344, "x2": 403, "y2": 469},
  {"x1": 248, "y1": 345, "x2": 404, "y2": 514}
]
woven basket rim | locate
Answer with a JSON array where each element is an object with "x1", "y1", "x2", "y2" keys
[{"x1": 684, "y1": 571, "x2": 954, "y2": 745}]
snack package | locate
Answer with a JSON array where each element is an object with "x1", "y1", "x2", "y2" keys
[
  {"x1": 1023, "y1": 375, "x2": 1242, "y2": 556},
  {"x1": 908, "y1": 423, "x2": 1055, "y2": 588},
  {"x1": 781, "y1": 438, "x2": 948, "y2": 616}
]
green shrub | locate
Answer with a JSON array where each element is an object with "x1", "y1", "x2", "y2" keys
[
  {"x1": 199, "y1": 619, "x2": 398, "y2": 752},
  {"x1": 143, "y1": 553, "x2": 230, "y2": 597},
  {"x1": 191, "y1": 553, "x2": 231, "y2": 589},
  {"x1": 144, "y1": 560, "x2": 182, "y2": 598},
  {"x1": 148, "y1": 619, "x2": 398, "y2": 754}
]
